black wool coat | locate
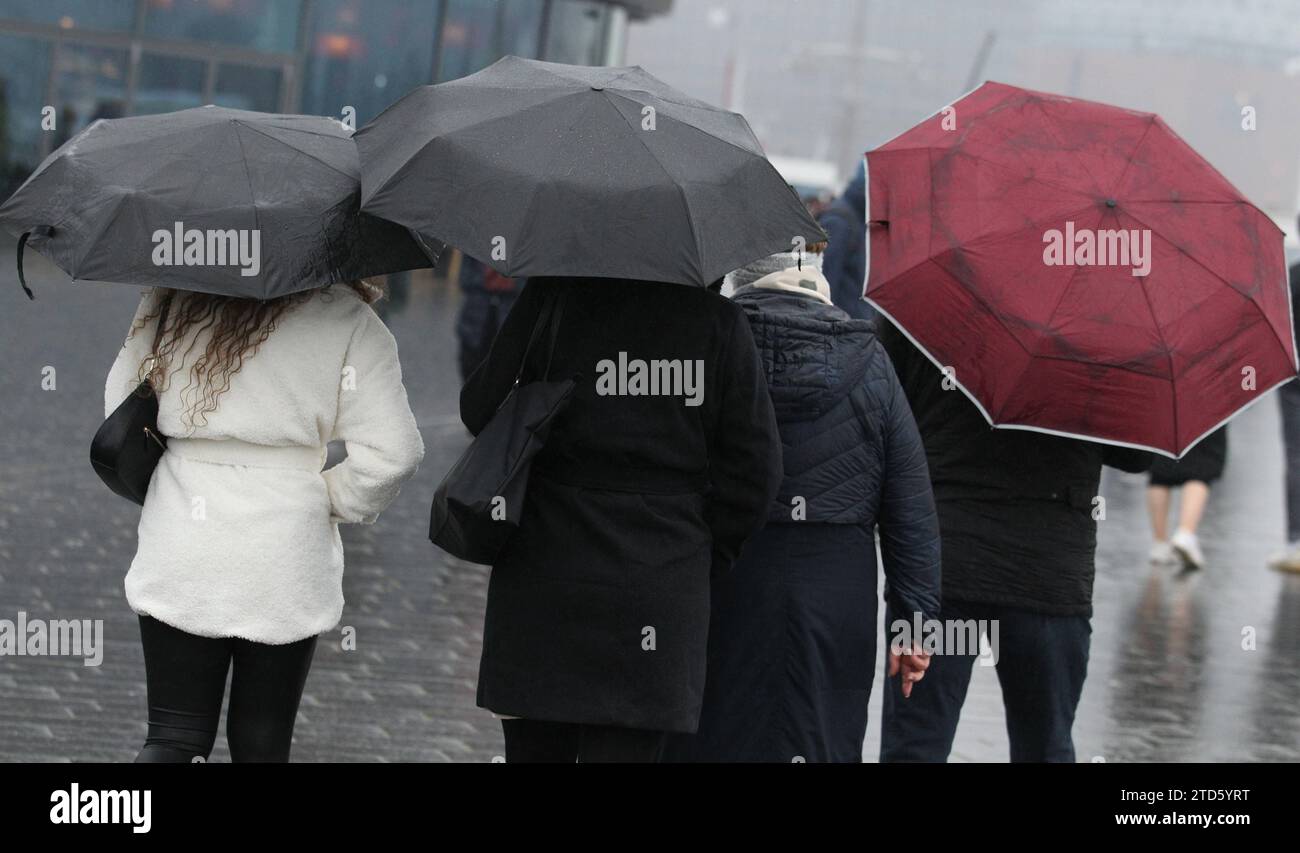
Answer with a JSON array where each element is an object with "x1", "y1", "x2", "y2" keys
[{"x1": 460, "y1": 277, "x2": 782, "y2": 733}]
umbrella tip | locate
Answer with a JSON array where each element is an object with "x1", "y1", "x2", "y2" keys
[{"x1": 1105, "y1": 198, "x2": 1117, "y2": 208}]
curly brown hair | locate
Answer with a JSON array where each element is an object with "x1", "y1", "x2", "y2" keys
[{"x1": 131, "y1": 279, "x2": 384, "y2": 428}]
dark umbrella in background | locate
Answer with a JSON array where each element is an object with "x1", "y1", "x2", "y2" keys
[
  {"x1": 0, "y1": 105, "x2": 439, "y2": 300},
  {"x1": 356, "y1": 56, "x2": 825, "y2": 286}
]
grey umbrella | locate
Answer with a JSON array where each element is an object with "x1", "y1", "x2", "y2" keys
[
  {"x1": 356, "y1": 56, "x2": 825, "y2": 286},
  {"x1": 1, "y1": 105, "x2": 439, "y2": 300}
]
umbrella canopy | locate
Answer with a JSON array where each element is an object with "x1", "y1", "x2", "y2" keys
[
  {"x1": 356, "y1": 55, "x2": 825, "y2": 286},
  {"x1": 0, "y1": 105, "x2": 438, "y2": 300},
  {"x1": 866, "y1": 81, "x2": 1295, "y2": 457}
]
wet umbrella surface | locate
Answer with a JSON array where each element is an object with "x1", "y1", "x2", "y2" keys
[
  {"x1": 357, "y1": 56, "x2": 825, "y2": 286},
  {"x1": 0, "y1": 105, "x2": 436, "y2": 300}
]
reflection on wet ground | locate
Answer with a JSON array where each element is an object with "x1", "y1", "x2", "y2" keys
[{"x1": 1, "y1": 252, "x2": 1297, "y2": 761}]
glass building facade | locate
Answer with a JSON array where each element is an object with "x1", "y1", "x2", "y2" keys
[{"x1": 0, "y1": 0, "x2": 668, "y2": 194}]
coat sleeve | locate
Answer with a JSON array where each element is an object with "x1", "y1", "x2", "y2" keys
[
  {"x1": 104, "y1": 292, "x2": 157, "y2": 417},
  {"x1": 323, "y1": 309, "x2": 425, "y2": 525},
  {"x1": 459, "y1": 277, "x2": 547, "y2": 435},
  {"x1": 705, "y1": 306, "x2": 783, "y2": 573},
  {"x1": 872, "y1": 342, "x2": 942, "y2": 624}
]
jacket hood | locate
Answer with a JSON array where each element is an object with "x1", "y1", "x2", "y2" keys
[{"x1": 732, "y1": 286, "x2": 876, "y2": 422}]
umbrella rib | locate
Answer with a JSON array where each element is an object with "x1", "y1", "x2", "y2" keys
[
  {"x1": 230, "y1": 124, "x2": 262, "y2": 283},
  {"x1": 603, "y1": 89, "x2": 765, "y2": 160},
  {"x1": 232, "y1": 121, "x2": 355, "y2": 182},
  {"x1": 1027, "y1": 96, "x2": 1107, "y2": 199},
  {"x1": 1105, "y1": 116, "x2": 1158, "y2": 199},
  {"x1": 594, "y1": 91, "x2": 704, "y2": 283},
  {"x1": 1132, "y1": 255, "x2": 1179, "y2": 447},
  {"x1": 1121, "y1": 203, "x2": 1294, "y2": 404}
]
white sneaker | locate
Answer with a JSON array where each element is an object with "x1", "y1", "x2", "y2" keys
[
  {"x1": 1148, "y1": 541, "x2": 1176, "y2": 565},
  {"x1": 1268, "y1": 542, "x2": 1300, "y2": 573},
  {"x1": 1170, "y1": 529, "x2": 1204, "y2": 571}
]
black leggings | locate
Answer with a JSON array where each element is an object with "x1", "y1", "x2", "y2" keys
[
  {"x1": 135, "y1": 615, "x2": 317, "y2": 763},
  {"x1": 501, "y1": 719, "x2": 666, "y2": 763}
]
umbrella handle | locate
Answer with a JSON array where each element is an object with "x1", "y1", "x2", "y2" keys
[{"x1": 16, "y1": 225, "x2": 54, "y2": 301}]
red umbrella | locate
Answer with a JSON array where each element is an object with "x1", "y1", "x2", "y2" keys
[{"x1": 865, "y1": 81, "x2": 1295, "y2": 457}]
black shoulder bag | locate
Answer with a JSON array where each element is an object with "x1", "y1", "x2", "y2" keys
[
  {"x1": 430, "y1": 288, "x2": 574, "y2": 564},
  {"x1": 90, "y1": 293, "x2": 174, "y2": 506}
]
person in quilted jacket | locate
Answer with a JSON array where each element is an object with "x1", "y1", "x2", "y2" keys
[{"x1": 662, "y1": 247, "x2": 941, "y2": 763}]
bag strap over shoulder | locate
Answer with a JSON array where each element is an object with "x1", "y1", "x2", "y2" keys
[{"x1": 515, "y1": 284, "x2": 565, "y2": 385}]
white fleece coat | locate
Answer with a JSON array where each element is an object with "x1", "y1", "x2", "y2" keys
[{"x1": 105, "y1": 287, "x2": 424, "y2": 645}]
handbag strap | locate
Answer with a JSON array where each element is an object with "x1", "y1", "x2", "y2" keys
[
  {"x1": 145, "y1": 291, "x2": 175, "y2": 388},
  {"x1": 514, "y1": 285, "x2": 565, "y2": 385}
]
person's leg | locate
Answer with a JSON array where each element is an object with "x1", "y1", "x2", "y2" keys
[
  {"x1": 992, "y1": 607, "x2": 1091, "y2": 763},
  {"x1": 1176, "y1": 481, "x2": 1210, "y2": 536},
  {"x1": 1280, "y1": 382, "x2": 1300, "y2": 543},
  {"x1": 135, "y1": 615, "x2": 232, "y2": 763},
  {"x1": 577, "y1": 725, "x2": 667, "y2": 763},
  {"x1": 501, "y1": 719, "x2": 581, "y2": 763},
  {"x1": 1146, "y1": 485, "x2": 1171, "y2": 542},
  {"x1": 225, "y1": 634, "x2": 317, "y2": 762},
  {"x1": 879, "y1": 599, "x2": 980, "y2": 762}
]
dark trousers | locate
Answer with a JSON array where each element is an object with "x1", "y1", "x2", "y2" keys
[
  {"x1": 1280, "y1": 380, "x2": 1300, "y2": 542},
  {"x1": 501, "y1": 719, "x2": 666, "y2": 763},
  {"x1": 880, "y1": 599, "x2": 1091, "y2": 763},
  {"x1": 135, "y1": 615, "x2": 317, "y2": 763}
]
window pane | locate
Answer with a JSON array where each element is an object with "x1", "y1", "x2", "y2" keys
[
  {"x1": 438, "y1": 0, "x2": 542, "y2": 82},
  {"x1": 134, "y1": 53, "x2": 207, "y2": 115},
  {"x1": 0, "y1": 34, "x2": 52, "y2": 195},
  {"x1": 544, "y1": 0, "x2": 609, "y2": 66},
  {"x1": 212, "y1": 63, "x2": 282, "y2": 112},
  {"x1": 143, "y1": 0, "x2": 303, "y2": 54},
  {"x1": 0, "y1": 0, "x2": 135, "y2": 32},
  {"x1": 51, "y1": 43, "x2": 129, "y2": 147},
  {"x1": 300, "y1": 0, "x2": 441, "y2": 125}
]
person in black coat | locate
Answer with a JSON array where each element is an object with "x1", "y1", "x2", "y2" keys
[
  {"x1": 459, "y1": 276, "x2": 782, "y2": 762},
  {"x1": 878, "y1": 321, "x2": 1152, "y2": 763},
  {"x1": 662, "y1": 253, "x2": 941, "y2": 763}
]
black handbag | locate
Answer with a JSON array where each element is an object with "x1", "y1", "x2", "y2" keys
[
  {"x1": 430, "y1": 289, "x2": 574, "y2": 564},
  {"x1": 90, "y1": 293, "x2": 174, "y2": 506}
]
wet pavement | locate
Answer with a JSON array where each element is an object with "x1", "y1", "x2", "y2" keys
[{"x1": 1, "y1": 240, "x2": 1298, "y2": 762}]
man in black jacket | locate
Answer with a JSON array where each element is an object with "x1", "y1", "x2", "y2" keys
[
  {"x1": 878, "y1": 321, "x2": 1152, "y2": 762},
  {"x1": 1271, "y1": 222, "x2": 1300, "y2": 572}
]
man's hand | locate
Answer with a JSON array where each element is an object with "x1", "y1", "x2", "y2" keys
[{"x1": 888, "y1": 646, "x2": 932, "y2": 699}]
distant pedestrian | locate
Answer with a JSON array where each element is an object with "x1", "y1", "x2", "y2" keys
[
  {"x1": 817, "y1": 161, "x2": 874, "y2": 322},
  {"x1": 108, "y1": 282, "x2": 424, "y2": 762},
  {"x1": 1272, "y1": 230, "x2": 1300, "y2": 573},
  {"x1": 663, "y1": 248, "x2": 940, "y2": 763},
  {"x1": 455, "y1": 254, "x2": 522, "y2": 381},
  {"x1": 460, "y1": 276, "x2": 782, "y2": 763},
  {"x1": 1146, "y1": 427, "x2": 1227, "y2": 571}
]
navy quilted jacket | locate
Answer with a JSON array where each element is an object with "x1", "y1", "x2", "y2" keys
[
  {"x1": 667, "y1": 286, "x2": 941, "y2": 762},
  {"x1": 735, "y1": 287, "x2": 940, "y2": 623}
]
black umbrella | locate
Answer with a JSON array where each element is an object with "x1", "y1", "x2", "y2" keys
[
  {"x1": 0, "y1": 105, "x2": 439, "y2": 300},
  {"x1": 356, "y1": 56, "x2": 825, "y2": 286}
]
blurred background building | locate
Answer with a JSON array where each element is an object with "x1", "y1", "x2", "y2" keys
[
  {"x1": 627, "y1": 0, "x2": 1300, "y2": 237},
  {"x1": 0, "y1": 0, "x2": 671, "y2": 195}
]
